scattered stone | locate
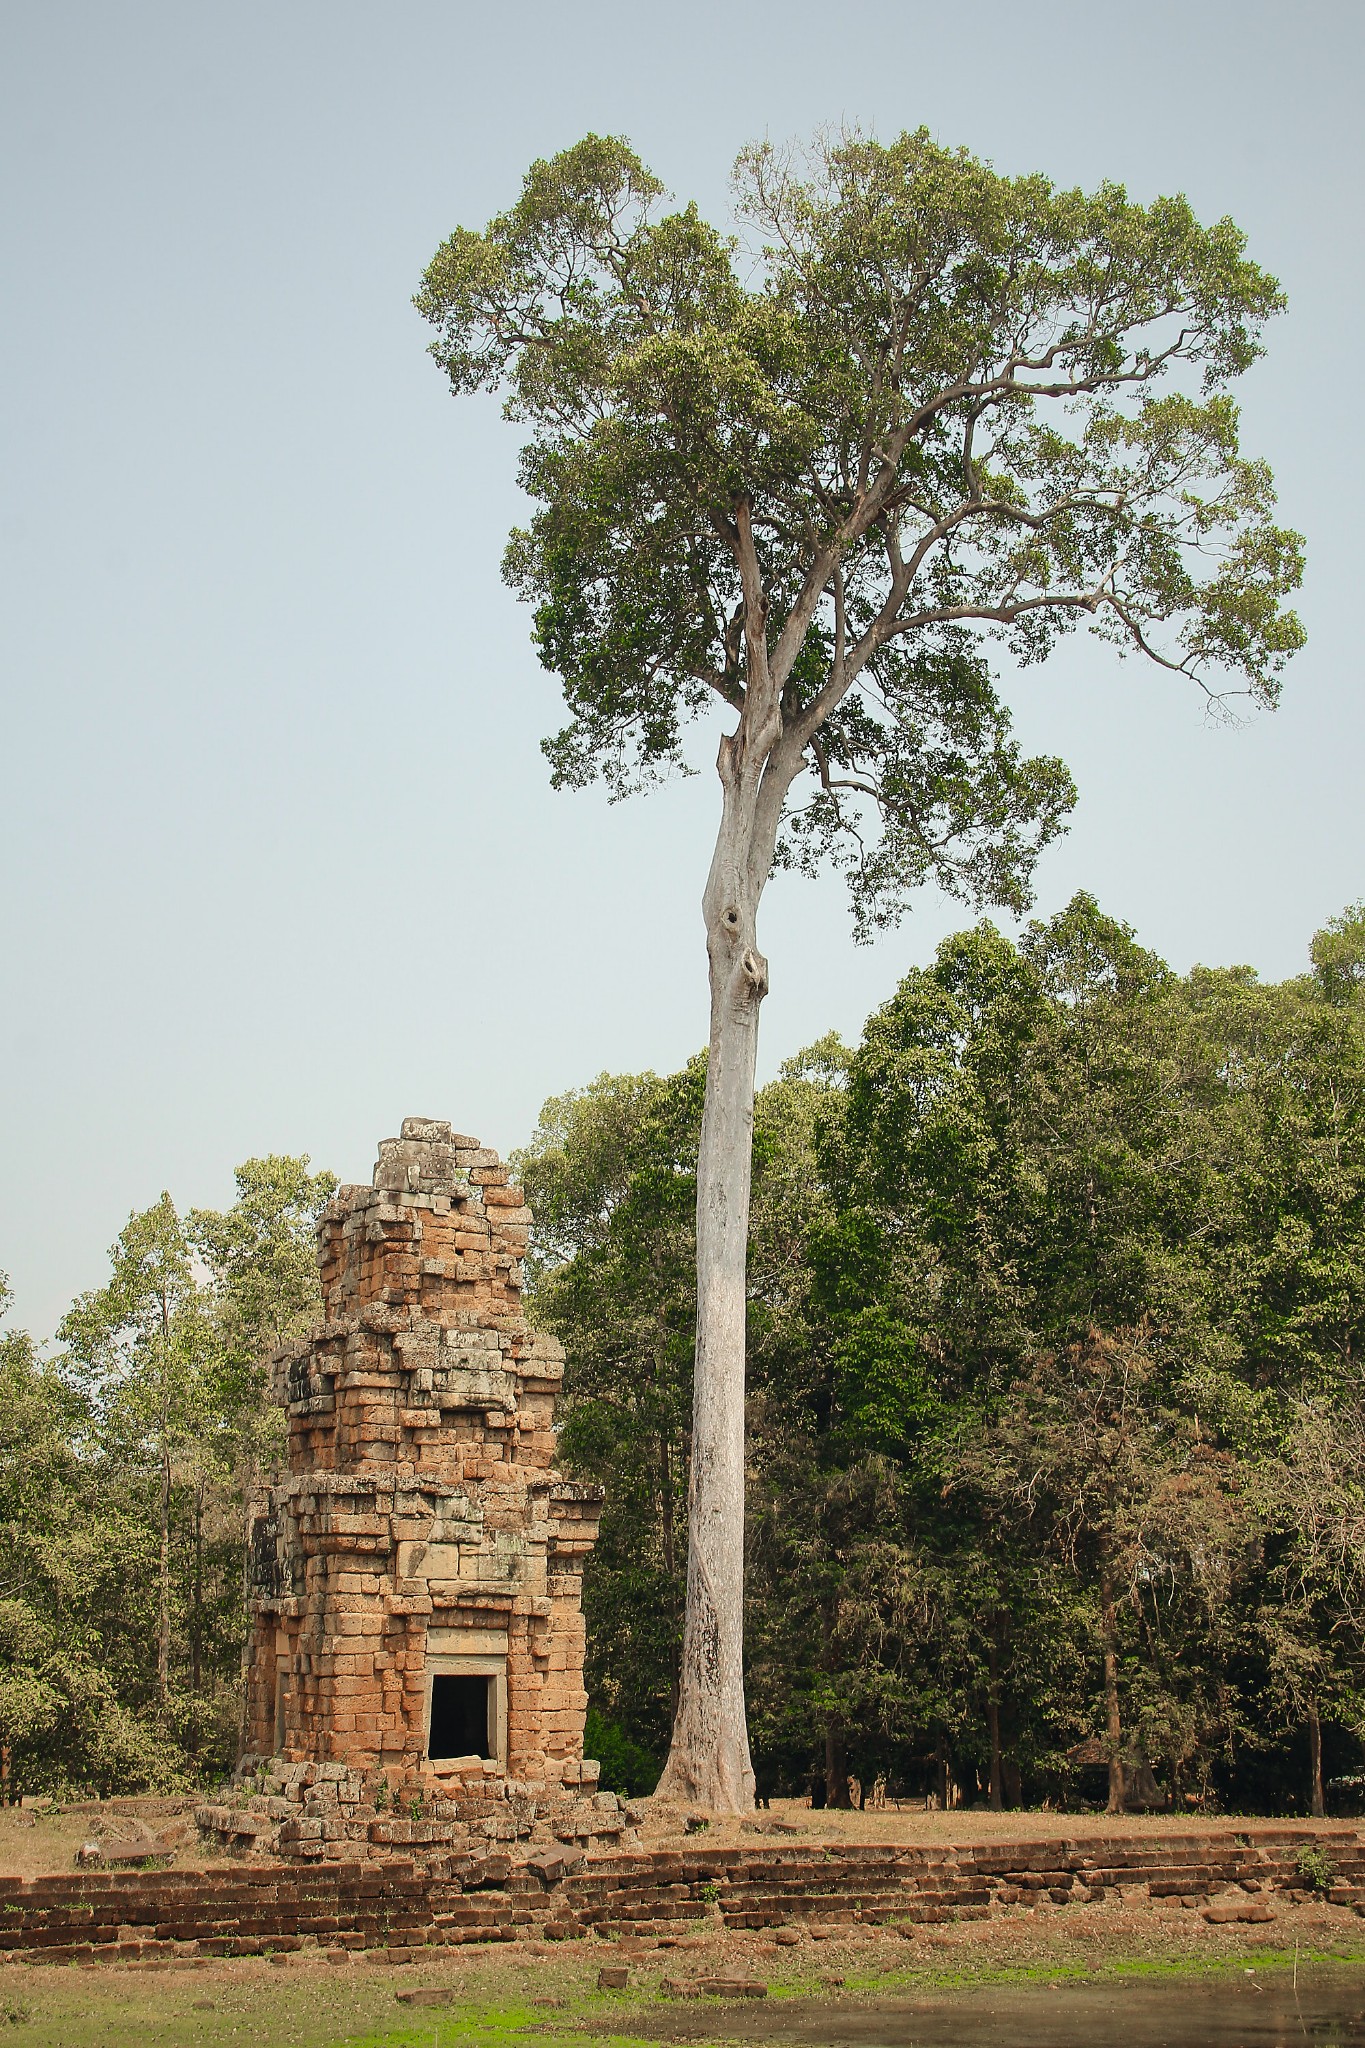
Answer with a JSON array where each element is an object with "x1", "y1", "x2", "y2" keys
[
  {"x1": 1203, "y1": 1903, "x2": 1276, "y2": 1924},
  {"x1": 664, "y1": 1977, "x2": 766, "y2": 1999},
  {"x1": 773, "y1": 1927, "x2": 801, "y2": 1946},
  {"x1": 100, "y1": 1844, "x2": 172, "y2": 1870},
  {"x1": 597, "y1": 1966, "x2": 630, "y2": 1989}
]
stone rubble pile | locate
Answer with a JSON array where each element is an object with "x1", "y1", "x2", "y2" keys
[{"x1": 197, "y1": 1758, "x2": 642, "y2": 1867}]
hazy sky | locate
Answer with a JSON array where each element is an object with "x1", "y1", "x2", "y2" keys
[{"x1": 3, "y1": 0, "x2": 1362, "y2": 1339}]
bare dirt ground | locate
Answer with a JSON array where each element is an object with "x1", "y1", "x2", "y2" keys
[
  {"x1": 638, "y1": 1793, "x2": 1361, "y2": 1853},
  {"x1": 0, "y1": 1797, "x2": 237, "y2": 1881},
  {"x1": 2, "y1": 1790, "x2": 1355, "y2": 1881}
]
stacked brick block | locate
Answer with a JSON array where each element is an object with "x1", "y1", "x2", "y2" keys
[
  {"x1": 6, "y1": 1830, "x2": 1365, "y2": 1963},
  {"x1": 229, "y1": 1118, "x2": 605, "y2": 1854}
]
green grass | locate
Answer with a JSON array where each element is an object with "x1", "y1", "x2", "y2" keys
[{"x1": 334, "y1": 2002, "x2": 657, "y2": 2048}]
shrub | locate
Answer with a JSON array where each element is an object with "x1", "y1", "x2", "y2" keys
[
  {"x1": 1295, "y1": 1844, "x2": 1337, "y2": 1892},
  {"x1": 583, "y1": 1708, "x2": 660, "y2": 1798}
]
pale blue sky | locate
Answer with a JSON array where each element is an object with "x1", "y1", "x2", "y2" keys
[{"x1": 2, "y1": 0, "x2": 1361, "y2": 1338}]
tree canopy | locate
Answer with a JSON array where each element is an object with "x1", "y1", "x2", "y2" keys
[{"x1": 418, "y1": 127, "x2": 1302, "y2": 930}]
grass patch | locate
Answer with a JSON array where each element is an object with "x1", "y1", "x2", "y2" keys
[
  {"x1": 6, "y1": 1930, "x2": 1365, "y2": 2048},
  {"x1": 339, "y1": 2014, "x2": 657, "y2": 2048},
  {"x1": 756, "y1": 1934, "x2": 1365, "y2": 2002}
]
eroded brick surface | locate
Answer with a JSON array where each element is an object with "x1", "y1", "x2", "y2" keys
[
  {"x1": 5, "y1": 1830, "x2": 1365, "y2": 1961},
  {"x1": 202, "y1": 1119, "x2": 618, "y2": 1862}
]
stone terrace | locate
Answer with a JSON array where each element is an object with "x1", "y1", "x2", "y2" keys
[{"x1": 4, "y1": 1828, "x2": 1365, "y2": 1964}]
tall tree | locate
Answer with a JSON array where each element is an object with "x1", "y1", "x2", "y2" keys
[
  {"x1": 59, "y1": 1197, "x2": 218, "y2": 1706},
  {"x1": 983, "y1": 1328, "x2": 1245, "y2": 1814},
  {"x1": 1255, "y1": 1396, "x2": 1365, "y2": 1817},
  {"x1": 820, "y1": 899, "x2": 1258, "y2": 1809},
  {"x1": 516, "y1": 1067, "x2": 699, "y2": 1756},
  {"x1": 0, "y1": 1276, "x2": 190, "y2": 1798},
  {"x1": 517, "y1": 1049, "x2": 842, "y2": 1766},
  {"x1": 1311, "y1": 902, "x2": 1365, "y2": 1010},
  {"x1": 190, "y1": 1154, "x2": 337, "y2": 1486},
  {"x1": 417, "y1": 130, "x2": 1304, "y2": 1804}
]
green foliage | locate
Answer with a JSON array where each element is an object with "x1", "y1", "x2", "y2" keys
[
  {"x1": 582, "y1": 1707, "x2": 659, "y2": 1797},
  {"x1": 0, "y1": 1156, "x2": 333, "y2": 1799},
  {"x1": 7, "y1": 894, "x2": 1365, "y2": 1815},
  {"x1": 529, "y1": 895, "x2": 1365, "y2": 1814},
  {"x1": 190, "y1": 1154, "x2": 336, "y2": 1398},
  {"x1": 1311, "y1": 903, "x2": 1365, "y2": 1008},
  {"x1": 517, "y1": 1047, "x2": 845, "y2": 1761},
  {"x1": 1295, "y1": 1843, "x2": 1337, "y2": 1892},
  {"x1": 420, "y1": 129, "x2": 1302, "y2": 934},
  {"x1": 516, "y1": 1066, "x2": 697, "y2": 1754}
]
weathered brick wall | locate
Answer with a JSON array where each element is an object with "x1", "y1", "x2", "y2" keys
[
  {"x1": 5, "y1": 1830, "x2": 1363, "y2": 1964},
  {"x1": 243, "y1": 1119, "x2": 601, "y2": 1797}
]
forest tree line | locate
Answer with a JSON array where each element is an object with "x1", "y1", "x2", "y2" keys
[
  {"x1": 0, "y1": 1159, "x2": 334, "y2": 1798},
  {"x1": 517, "y1": 893, "x2": 1365, "y2": 1817},
  {"x1": 2, "y1": 891, "x2": 1363, "y2": 1814}
]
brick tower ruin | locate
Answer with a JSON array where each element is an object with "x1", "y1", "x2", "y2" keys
[{"x1": 228, "y1": 1119, "x2": 615, "y2": 1858}]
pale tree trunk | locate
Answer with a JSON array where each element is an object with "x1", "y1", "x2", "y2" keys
[
  {"x1": 1100, "y1": 1568, "x2": 1125, "y2": 1816},
  {"x1": 1308, "y1": 1701, "x2": 1326, "y2": 1819},
  {"x1": 655, "y1": 498, "x2": 853, "y2": 1812},
  {"x1": 157, "y1": 1447, "x2": 172, "y2": 1706},
  {"x1": 191, "y1": 1469, "x2": 205, "y2": 1701},
  {"x1": 656, "y1": 508, "x2": 797, "y2": 1810},
  {"x1": 986, "y1": 1625, "x2": 1004, "y2": 1812},
  {"x1": 654, "y1": 775, "x2": 766, "y2": 1811}
]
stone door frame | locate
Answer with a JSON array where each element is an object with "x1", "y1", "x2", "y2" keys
[{"x1": 425, "y1": 1652, "x2": 508, "y2": 1770}]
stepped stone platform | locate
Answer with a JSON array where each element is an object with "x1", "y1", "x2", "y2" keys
[{"x1": 3, "y1": 1826, "x2": 1364, "y2": 1965}]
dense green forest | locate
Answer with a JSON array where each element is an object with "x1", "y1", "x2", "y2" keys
[
  {"x1": 0, "y1": 1159, "x2": 335, "y2": 1799},
  {"x1": 3, "y1": 894, "x2": 1363, "y2": 1815},
  {"x1": 518, "y1": 894, "x2": 1365, "y2": 1817}
]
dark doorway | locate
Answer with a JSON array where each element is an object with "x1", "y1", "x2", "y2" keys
[{"x1": 428, "y1": 1672, "x2": 493, "y2": 1760}]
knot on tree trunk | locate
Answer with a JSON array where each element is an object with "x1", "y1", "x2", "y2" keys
[{"x1": 740, "y1": 949, "x2": 768, "y2": 1000}]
